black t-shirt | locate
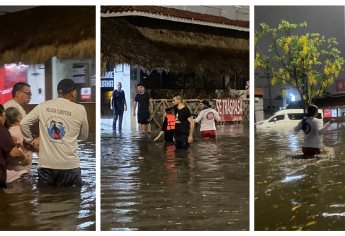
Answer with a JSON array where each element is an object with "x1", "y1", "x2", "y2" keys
[
  {"x1": 134, "y1": 92, "x2": 150, "y2": 113},
  {"x1": 112, "y1": 90, "x2": 126, "y2": 111},
  {"x1": 175, "y1": 106, "x2": 191, "y2": 135},
  {"x1": 0, "y1": 126, "x2": 15, "y2": 187}
]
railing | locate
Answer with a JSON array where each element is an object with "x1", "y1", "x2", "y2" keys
[{"x1": 151, "y1": 98, "x2": 249, "y2": 128}]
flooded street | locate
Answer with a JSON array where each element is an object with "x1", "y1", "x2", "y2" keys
[
  {"x1": 255, "y1": 125, "x2": 345, "y2": 230},
  {"x1": 0, "y1": 137, "x2": 96, "y2": 231},
  {"x1": 101, "y1": 124, "x2": 249, "y2": 231}
]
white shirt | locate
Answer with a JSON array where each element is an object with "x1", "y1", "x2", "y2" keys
[
  {"x1": 3, "y1": 99, "x2": 26, "y2": 117},
  {"x1": 194, "y1": 108, "x2": 221, "y2": 131},
  {"x1": 294, "y1": 117, "x2": 331, "y2": 148},
  {"x1": 20, "y1": 98, "x2": 89, "y2": 169}
]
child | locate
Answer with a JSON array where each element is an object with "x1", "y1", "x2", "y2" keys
[
  {"x1": 154, "y1": 107, "x2": 175, "y2": 142},
  {"x1": 5, "y1": 107, "x2": 32, "y2": 182},
  {"x1": 294, "y1": 104, "x2": 332, "y2": 157}
]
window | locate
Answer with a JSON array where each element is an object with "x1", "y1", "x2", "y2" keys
[
  {"x1": 287, "y1": 113, "x2": 304, "y2": 120},
  {"x1": 269, "y1": 115, "x2": 285, "y2": 122}
]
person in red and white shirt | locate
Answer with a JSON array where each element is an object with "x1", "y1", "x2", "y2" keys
[
  {"x1": 194, "y1": 100, "x2": 221, "y2": 138},
  {"x1": 294, "y1": 104, "x2": 333, "y2": 157}
]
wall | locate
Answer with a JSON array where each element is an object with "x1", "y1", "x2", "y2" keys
[{"x1": 52, "y1": 57, "x2": 96, "y2": 101}]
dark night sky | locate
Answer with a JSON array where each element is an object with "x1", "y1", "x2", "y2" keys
[{"x1": 255, "y1": 6, "x2": 345, "y2": 99}]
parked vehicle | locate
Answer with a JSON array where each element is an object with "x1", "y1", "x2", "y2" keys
[{"x1": 255, "y1": 109, "x2": 323, "y2": 130}]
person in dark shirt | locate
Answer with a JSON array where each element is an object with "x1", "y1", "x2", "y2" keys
[
  {"x1": 133, "y1": 83, "x2": 153, "y2": 134},
  {"x1": 110, "y1": 82, "x2": 127, "y2": 132},
  {"x1": 153, "y1": 107, "x2": 175, "y2": 142},
  {"x1": 172, "y1": 95, "x2": 194, "y2": 149},
  {"x1": 0, "y1": 104, "x2": 25, "y2": 188}
]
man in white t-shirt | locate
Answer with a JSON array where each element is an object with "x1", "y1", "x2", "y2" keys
[
  {"x1": 194, "y1": 100, "x2": 221, "y2": 138},
  {"x1": 294, "y1": 104, "x2": 332, "y2": 157},
  {"x1": 4, "y1": 82, "x2": 32, "y2": 118},
  {"x1": 20, "y1": 79, "x2": 89, "y2": 187}
]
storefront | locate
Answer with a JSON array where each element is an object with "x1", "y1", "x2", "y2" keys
[
  {"x1": 0, "y1": 6, "x2": 96, "y2": 132},
  {"x1": 100, "y1": 74, "x2": 114, "y2": 117}
]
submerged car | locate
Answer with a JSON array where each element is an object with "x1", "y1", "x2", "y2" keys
[{"x1": 255, "y1": 109, "x2": 323, "y2": 130}]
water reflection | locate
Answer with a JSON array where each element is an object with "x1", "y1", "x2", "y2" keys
[
  {"x1": 255, "y1": 125, "x2": 345, "y2": 230},
  {"x1": 101, "y1": 125, "x2": 249, "y2": 230},
  {"x1": 0, "y1": 137, "x2": 96, "y2": 230}
]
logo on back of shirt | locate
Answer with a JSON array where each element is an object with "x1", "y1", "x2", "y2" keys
[
  {"x1": 303, "y1": 123, "x2": 312, "y2": 134},
  {"x1": 206, "y1": 112, "x2": 214, "y2": 120},
  {"x1": 47, "y1": 117, "x2": 67, "y2": 141}
]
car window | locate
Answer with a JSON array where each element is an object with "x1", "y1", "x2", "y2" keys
[
  {"x1": 287, "y1": 113, "x2": 304, "y2": 120},
  {"x1": 269, "y1": 115, "x2": 285, "y2": 122}
]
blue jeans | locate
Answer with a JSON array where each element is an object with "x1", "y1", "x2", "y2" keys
[
  {"x1": 38, "y1": 167, "x2": 82, "y2": 187},
  {"x1": 113, "y1": 110, "x2": 124, "y2": 130},
  {"x1": 174, "y1": 133, "x2": 190, "y2": 149}
]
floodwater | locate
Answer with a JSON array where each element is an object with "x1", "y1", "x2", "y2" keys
[
  {"x1": 101, "y1": 124, "x2": 249, "y2": 231},
  {"x1": 255, "y1": 124, "x2": 345, "y2": 230},
  {"x1": 0, "y1": 137, "x2": 96, "y2": 231}
]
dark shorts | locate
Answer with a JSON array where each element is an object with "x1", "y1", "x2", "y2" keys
[
  {"x1": 174, "y1": 133, "x2": 190, "y2": 149},
  {"x1": 302, "y1": 147, "x2": 321, "y2": 156},
  {"x1": 38, "y1": 167, "x2": 82, "y2": 187},
  {"x1": 0, "y1": 169, "x2": 6, "y2": 188},
  {"x1": 164, "y1": 130, "x2": 175, "y2": 142},
  {"x1": 201, "y1": 130, "x2": 216, "y2": 138},
  {"x1": 137, "y1": 110, "x2": 150, "y2": 124}
]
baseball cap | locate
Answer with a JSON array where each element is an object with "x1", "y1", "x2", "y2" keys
[{"x1": 57, "y1": 79, "x2": 76, "y2": 94}]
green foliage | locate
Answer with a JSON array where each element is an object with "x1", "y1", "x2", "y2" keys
[{"x1": 255, "y1": 20, "x2": 345, "y2": 105}]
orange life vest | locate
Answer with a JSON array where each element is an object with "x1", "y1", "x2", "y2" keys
[{"x1": 166, "y1": 114, "x2": 176, "y2": 130}]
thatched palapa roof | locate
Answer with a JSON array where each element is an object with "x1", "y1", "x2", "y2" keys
[
  {"x1": 0, "y1": 6, "x2": 95, "y2": 64},
  {"x1": 101, "y1": 6, "x2": 249, "y2": 74}
]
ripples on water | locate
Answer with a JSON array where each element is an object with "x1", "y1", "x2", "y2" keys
[
  {"x1": 255, "y1": 125, "x2": 345, "y2": 230},
  {"x1": 101, "y1": 125, "x2": 249, "y2": 231},
  {"x1": 0, "y1": 137, "x2": 96, "y2": 230}
]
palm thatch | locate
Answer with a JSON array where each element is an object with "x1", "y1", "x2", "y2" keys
[
  {"x1": 0, "y1": 6, "x2": 95, "y2": 64},
  {"x1": 101, "y1": 14, "x2": 249, "y2": 75}
]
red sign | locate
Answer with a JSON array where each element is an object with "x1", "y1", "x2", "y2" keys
[
  {"x1": 324, "y1": 109, "x2": 337, "y2": 118},
  {"x1": 216, "y1": 99, "x2": 243, "y2": 122},
  {"x1": 0, "y1": 64, "x2": 28, "y2": 104},
  {"x1": 324, "y1": 109, "x2": 332, "y2": 118},
  {"x1": 336, "y1": 80, "x2": 345, "y2": 93}
]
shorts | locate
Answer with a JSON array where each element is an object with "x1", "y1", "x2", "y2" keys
[
  {"x1": 137, "y1": 111, "x2": 150, "y2": 124},
  {"x1": 164, "y1": 130, "x2": 175, "y2": 142},
  {"x1": 174, "y1": 133, "x2": 190, "y2": 149},
  {"x1": 38, "y1": 167, "x2": 82, "y2": 187},
  {"x1": 201, "y1": 130, "x2": 216, "y2": 138},
  {"x1": 302, "y1": 147, "x2": 321, "y2": 155}
]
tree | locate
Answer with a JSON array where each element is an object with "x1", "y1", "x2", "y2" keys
[{"x1": 255, "y1": 20, "x2": 345, "y2": 106}]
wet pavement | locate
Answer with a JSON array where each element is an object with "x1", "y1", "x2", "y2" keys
[
  {"x1": 0, "y1": 137, "x2": 96, "y2": 231},
  {"x1": 101, "y1": 124, "x2": 249, "y2": 231},
  {"x1": 255, "y1": 124, "x2": 345, "y2": 230}
]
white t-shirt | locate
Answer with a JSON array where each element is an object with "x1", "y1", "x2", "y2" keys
[
  {"x1": 194, "y1": 108, "x2": 221, "y2": 131},
  {"x1": 294, "y1": 117, "x2": 331, "y2": 148},
  {"x1": 20, "y1": 98, "x2": 89, "y2": 169},
  {"x1": 3, "y1": 99, "x2": 26, "y2": 118}
]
